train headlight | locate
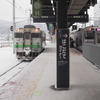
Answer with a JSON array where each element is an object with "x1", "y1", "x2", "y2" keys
[{"x1": 35, "y1": 28, "x2": 39, "y2": 32}]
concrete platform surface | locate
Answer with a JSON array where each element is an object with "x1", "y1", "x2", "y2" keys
[
  {"x1": 0, "y1": 43, "x2": 100, "y2": 100},
  {"x1": 31, "y1": 46, "x2": 100, "y2": 100}
]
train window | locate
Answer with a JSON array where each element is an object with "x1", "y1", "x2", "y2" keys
[
  {"x1": 85, "y1": 33, "x2": 94, "y2": 39},
  {"x1": 97, "y1": 34, "x2": 100, "y2": 43},
  {"x1": 32, "y1": 33, "x2": 41, "y2": 38},
  {"x1": 25, "y1": 33, "x2": 30, "y2": 39},
  {"x1": 15, "y1": 33, "x2": 23, "y2": 38}
]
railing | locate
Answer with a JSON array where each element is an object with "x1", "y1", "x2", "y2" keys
[
  {"x1": 83, "y1": 43, "x2": 100, "y2": 68},
  {"x1": 0, "y1": 41, "x2": 13, "y2": 48}
]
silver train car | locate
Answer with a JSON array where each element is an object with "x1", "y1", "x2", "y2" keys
[
  {"x1": 14, "y1": 25, "x2": 46, "y2": 60},
  {"x1": 71, "y1": 26, "x2": 100, "y2": 51}
]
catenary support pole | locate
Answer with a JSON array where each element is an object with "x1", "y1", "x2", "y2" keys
[
  {"x1": 29, "y1": 9, "x2": 31, "y2": 25},
  {"x1": 13, "y1": 0, "x2": 15, "y2": 54}
]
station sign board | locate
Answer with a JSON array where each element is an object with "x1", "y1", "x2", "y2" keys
[
  {"x1": 33, "y1": 0, "x2": 42, "y2": 17},
  {"x1": 68, "y1": 14, "x2": 89, "y2": 22},
  {"x1": 33, "y1": 16, "x2": 56, "y2": 23},
  {"x1": 49, "y1": 23, "x2": 53, "y2": 31},
  {"x1": 33, "y1": 14, "x2": 88, "y2": 23}
]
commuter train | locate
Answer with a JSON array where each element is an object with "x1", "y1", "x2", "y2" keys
[
  {"x1": 70, "y1": 26, "x2": 100, "y2": 51},
  {"x1": 14, "y1": 25, "x2": 46, "y2": 60}
]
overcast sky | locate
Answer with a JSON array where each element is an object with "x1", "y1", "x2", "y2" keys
[
  {"x1": 0, "y1": 0, "x2": 100, "y2": 22},
  {"x1": 0, "y1": 0, "x2": 31, "y2": 22}
]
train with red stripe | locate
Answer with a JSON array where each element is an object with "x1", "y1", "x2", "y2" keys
[
  {"x1": 14, "y1": 25, "x2": 46, "y2": 60},
  {"x1": 70, "y1": 26, "x2": 100, "y2": 51}
]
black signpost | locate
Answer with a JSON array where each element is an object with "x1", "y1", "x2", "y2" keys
[
  {"x1": 56, "y1": 1, "x2": 69, "y2": 89},
  {"x1": 57, "y1": 29, "x2": 69, "y2": 88}
]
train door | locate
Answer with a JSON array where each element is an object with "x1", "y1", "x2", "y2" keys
[
  {"x1": 95, "y1": 29, "x2": 100, "y2": 44},
  {"x1": 24, "y1": 33, "x2": 31, "y2": 47},
  {"x1": 23, "y1": 33, "x2": 32, "y2": 56},
  {"x1": 32, "y1": 32, "x2": 42, "y2": 54},
  {"x1": 84, "y1": 30, "x2": 95, "y2": 44}
]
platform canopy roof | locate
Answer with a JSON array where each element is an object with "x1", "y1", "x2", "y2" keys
[
  {"x1": 32, "y1": 0, "x2": 96, "y2": 27},
  {"x1": 40, "y1": 0, "x2": 88, "y2": 27},
  {"x1": 41, "y1": 0, "x2": 88, "y2": 15}
]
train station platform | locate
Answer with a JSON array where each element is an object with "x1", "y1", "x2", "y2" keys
[{"x1": 0, "y1": 42, "x2": 100, "y2": 100}]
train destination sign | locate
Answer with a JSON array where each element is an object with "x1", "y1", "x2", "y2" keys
[{"x1": 33, "y1": 14, "x2": 88, "y2": 23}]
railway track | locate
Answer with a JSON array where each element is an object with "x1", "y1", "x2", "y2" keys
[
  {"x1": 0, "y1": 60, "x2": 31, "y2": 87},
  {"x1": 0, "y1": 61, "x2": 24, "y2": 77}
]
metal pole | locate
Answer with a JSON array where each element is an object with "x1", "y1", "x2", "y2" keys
[
  {"x1": 13, "y1": 0, "x2": 15, "y2": 54},
  {"x1": 56, "y1": 1, "x2": 70, "y2": 89},
  {"x1": 26, "y1": 9, "x2": 31, "y2": 25},
  {"x1": 29, "y1": 9, "x2": 31, "y2": 25}
]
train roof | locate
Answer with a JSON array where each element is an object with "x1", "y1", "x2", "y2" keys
[
  {"x1": 24, "y1": 25, "x2": 36, "y2": 28},
  {"x1": 75, "y1": 26, "x2": 99, "y2": 33},
  {"x1": 83, "y1": 26, "x2": 98, "y2": 30}
]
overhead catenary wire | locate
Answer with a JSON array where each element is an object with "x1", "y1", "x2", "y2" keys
[
  {"x1": 6, "y1": 0, "x2": 32, "y2": 27},
  {"x1": 15, "y1": 1, "x2": 30, "y2": 14},
  {"x1": 6, "y1": 0, "x2": 29, "y2": 16},
  {"x1": 16, "y1": 0, "x2": 31, "y2": 10}
]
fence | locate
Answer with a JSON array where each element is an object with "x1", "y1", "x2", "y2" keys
[
  {"x1": 0, "y1": 41, "x2": 13, "y2": 48},
  {"x1": 83, "y1": 43, "x2": 100, "y2": 67}
]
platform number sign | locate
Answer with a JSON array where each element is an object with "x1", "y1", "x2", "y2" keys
[
  {"x1": 33, "y1": 0, "x2": 42, "y2": 17},
  {"x1": 57, "y1": 29, "x2": 69, "y2": 88},
  {"x1": 72, "y1": 25, "x2": 77, "y2": 30}
]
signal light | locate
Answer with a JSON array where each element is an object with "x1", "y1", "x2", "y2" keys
[
  {"x1": 89, "y1": 28, "x2": 91, "y2": 31},
  {"x1": 10, "y1": 26, "x2": 13, "y2": 31}
]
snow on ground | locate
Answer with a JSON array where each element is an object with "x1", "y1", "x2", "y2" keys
[
  {"x1": 0, "y1": 41, "x2": 52, "y2": 86},
  {"x1": 0, "y1": 47, "x2": 20, "y2": 75},
  {"x1": 0, "y1": 47, "x2": 30, "y2": 86}
]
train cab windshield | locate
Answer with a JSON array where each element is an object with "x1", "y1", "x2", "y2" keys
[
  {"x1": 24, "y1": 33, "x2": 30, "y2": 39},
  {"x1": 15, "y1": 33, "x2": 23, "y2": 38},
  {"x1": 32, "y1": 33, "x2": 41, "y2": 38}
]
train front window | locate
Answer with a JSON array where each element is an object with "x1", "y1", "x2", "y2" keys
[
  {"x1": 97, "y1": 34, "x2": 100, "y2": 43},
  {"x1": 32, "y1": 33, "x2": 41, "y2": 38},
  {"x1": 25, "y1": 33, "x2": 30, "y2": 39},
  {"x1": 15, "y1": 33, "x2": 23, "y2": 38}
]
